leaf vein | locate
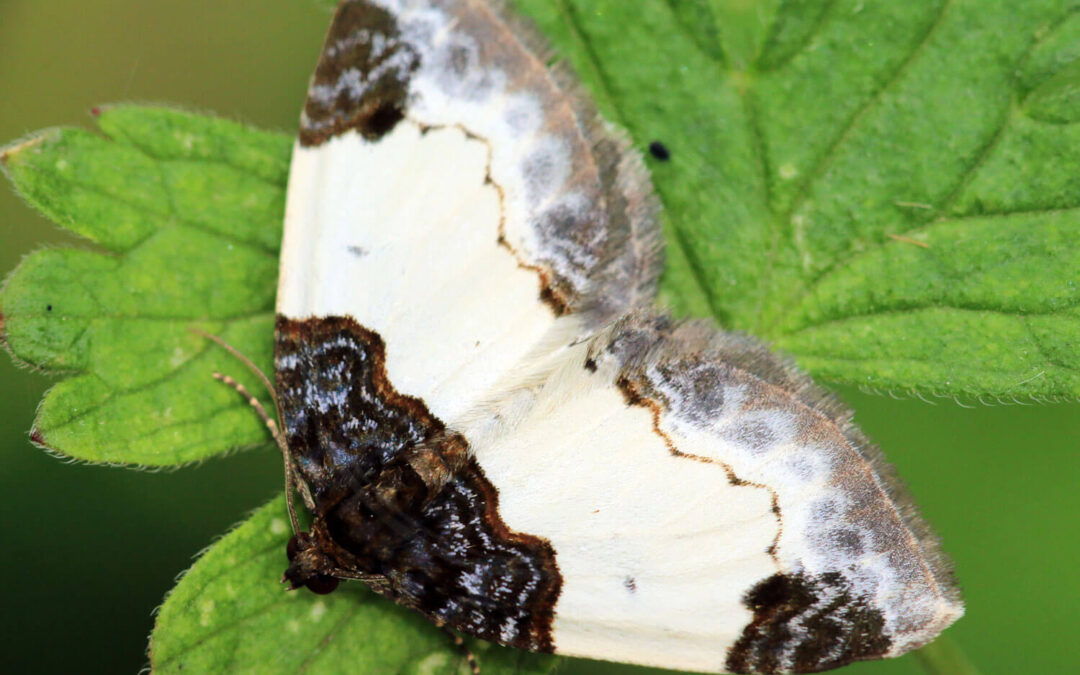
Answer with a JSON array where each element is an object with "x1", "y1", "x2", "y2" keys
[
  {"x1": 661, "y1": 0, "x2": 725, "y2": 65},
  {"x1": 185, "y1": 540, "x2": 284, "y2": 598},
  {"x1": 296, "y1": 604, "x2": 363, "y2": 673},
  {"x1": 796, "y1": 352, "x2": 1064, "y2": 376},
  {"x1": 786, "y1": 301, "x2": 1080, "y2": 335},
  {"x1": 754, "y1": 0, "x2": 839, "y2": 73},
  {"x1": 935, "y1": 105, "x2": 1015, "y2": 217},
  {"x1": 156, "y1": 592, "x2": 292, "y2": 669},
  {"x1": 783, "y1": 0, "x2": 955, "y2": 222},
  {"x1": 671, "y1": 224, "x2": 728, "y2": 323},
  {"x1": 932, "y1": 204, "x2": 1080, "y2": 223},
  {"x1": 1023, "y1": 317, "x2": 1078, "y2": 373}
]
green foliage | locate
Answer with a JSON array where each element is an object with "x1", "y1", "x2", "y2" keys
[
  {"x1": 1, "y1": 107, "x2": 286, "y2": 464},
  {"x1": 2, "y1": 1, "x2": 1079, "y2": 673}
]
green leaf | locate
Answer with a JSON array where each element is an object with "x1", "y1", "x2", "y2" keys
[
  {"x1": 513, "y1": 0, "x2": 1080, "y2": 400},
  {"x1": 0, "y1": 106, "x2": 289, "y2": 464},
  {"x1": 150, "y1": 496, "x2": 558, "y2": 675}
]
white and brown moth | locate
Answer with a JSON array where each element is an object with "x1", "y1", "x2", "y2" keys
[{"x1": 268, "y1": 1, "x2": 964, "y2": 672}]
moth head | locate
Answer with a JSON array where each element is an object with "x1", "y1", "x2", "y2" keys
[{"x1": 283, "y1": 531, "x2": 340, "y2": 595}]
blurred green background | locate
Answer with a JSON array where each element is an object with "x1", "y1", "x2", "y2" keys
[{"x1": 1, "y1": 1, "x2": 1077, "y2": 674}]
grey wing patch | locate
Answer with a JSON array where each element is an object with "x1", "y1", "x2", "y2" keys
[
  {"x1": 588, "y1": 312, "x2": 963, "y2": 671},
  {"x1": 303, "y1": 0, "x2": 662, "y2": 323},
  {"x1": 575, "y1": 120, "x2": 663, "y2": 323}
]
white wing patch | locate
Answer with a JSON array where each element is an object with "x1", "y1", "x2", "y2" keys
[
  {"x1": 457, "y1": 339, "x2": 777, "y2": 672},
  {"x1": 280, "y1": 121, "x2": 561, "y2": 422}
]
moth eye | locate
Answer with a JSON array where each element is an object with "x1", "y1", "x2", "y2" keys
[{"x1": 306, "y1": 574, "x2": 340, "y2": 595}]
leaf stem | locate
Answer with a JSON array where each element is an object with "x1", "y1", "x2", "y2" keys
[{"x1": 914, "y1": 635, "x2": 981, "y2": 675}]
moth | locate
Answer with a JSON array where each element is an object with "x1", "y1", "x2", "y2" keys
[{"x1": 260, "y1": 1, "x2": 963, "y2": 672}]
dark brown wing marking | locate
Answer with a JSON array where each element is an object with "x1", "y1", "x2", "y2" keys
[
  {"x1": 274, "y1": 315, "x2": 561, "y2": 651},
  {"x1": 300, "y1": 2, "x2": 419, "y2": 146},
  {"x1": 726, "y1": 572, "x2": 890, "y2": 674}
]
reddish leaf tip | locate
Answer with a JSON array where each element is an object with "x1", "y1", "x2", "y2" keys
[{"x1": 29, "y1": 428, "x2": 47, "y2": 448}]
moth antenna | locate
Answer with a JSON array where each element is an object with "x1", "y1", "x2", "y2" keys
[
  {"x1": 192, "y1": 327, "x2": 305, "y2": 533},
  {"x1": 212, "y1": 372, "x2": 302, "y2": 536},
  {"x1": 190, "y1": 327, "x2": 279, "y2": 410},
  {"x1": 436, "y1": 623, "x2": 480, "y2": 675}
]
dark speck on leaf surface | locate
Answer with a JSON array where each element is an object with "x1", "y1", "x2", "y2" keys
[{"x1": 648, "y1": 141, "x2": 670, "y2": 161}]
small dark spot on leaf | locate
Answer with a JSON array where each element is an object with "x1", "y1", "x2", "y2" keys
[
  {"x1": 46, "y1": 304, "x2": 53, "y2": 312},
  {"x1": 648, "y1": 141, "x2": 670, "y2": 161}
]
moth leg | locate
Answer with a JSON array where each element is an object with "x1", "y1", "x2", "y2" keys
[
  {"x1": 212, "y1": 372, "x2": 306, "y2": 532},
  {"x1": 326, "y1": 567, "x2": 387, "y2": 585},
  {"x1": 435, "y1": 622, "x2": 481, "y2": 675}
]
